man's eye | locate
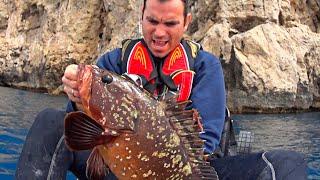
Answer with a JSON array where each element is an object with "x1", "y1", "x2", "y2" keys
[
  {"x1": 164, "y1": 22, "x2": 177, "y2": 27},
  {"x1": 148, "y1": 19, "x2": 158, "y2": 25}
]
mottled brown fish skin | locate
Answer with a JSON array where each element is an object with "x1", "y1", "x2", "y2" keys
[
  {"x1": 97, "y1": 103, "x2": 194, "y2": 179},
  {"x1": 76, "y1": 65, "x2": 214, "y2": 179}
]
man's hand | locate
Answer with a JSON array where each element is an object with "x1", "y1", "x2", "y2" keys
[{"x1": 62, "y1": 64, "x2": 83, "y2": 110}]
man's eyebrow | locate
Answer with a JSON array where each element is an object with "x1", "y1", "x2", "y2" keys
[
  {"x1": 163, "y1": 20, "x2": 180, "y2": 24},
  {"x1": 146, "y1": 16, "x2": 159, "y2": 21},
  {"x1": 146, "y1": 16, "x2": 180, "y2": 24}
]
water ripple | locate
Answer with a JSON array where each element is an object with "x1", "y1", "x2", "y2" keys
[{"x1": 0, "y1": 86, "x2": 68, "y2": 179}]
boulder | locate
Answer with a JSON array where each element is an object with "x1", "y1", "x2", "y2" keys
[{"x1": 226, "y1": 23, "x2": 320, "y2": 113}]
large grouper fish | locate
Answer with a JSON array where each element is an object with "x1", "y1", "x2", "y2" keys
[{"x1": 64, "y1": 64, "x2": 219, "y2": 180}]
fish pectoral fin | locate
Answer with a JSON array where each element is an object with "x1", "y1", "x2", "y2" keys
[
  {"x1": 86, "y1": 147, "x2": 109, "y2": 180},
  {"x1": 64, "y1": 111, "x2": 118, "y2": 151}
]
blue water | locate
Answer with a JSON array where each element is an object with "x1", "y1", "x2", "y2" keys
[
  {"x1": 0, "y1": 86, "x2": 319, "y2": 179},
  {"x1": 0, "y1": 86, "x2": 75, "y2": 179},
  {"x1": 233, "y1": 113, "x2": 320, "y2": 179}
]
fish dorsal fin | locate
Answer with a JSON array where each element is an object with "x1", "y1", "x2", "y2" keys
[
  {"x1": 166, "y1": 100, "x2": 219, "y2": 180},
  {"x1": 86, "y1": 147, "x2": 109, "y2": 180},
  {"x1": 64, "y1": 111, "x2": 119, "y2": 151},
  {"x1": 166, "y1": 100, "x2": 191, "y2": 112}
]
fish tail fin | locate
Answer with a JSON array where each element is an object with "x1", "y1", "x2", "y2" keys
[
  {"x1": 86, "y1": 147, "x2": 109, "y2": 180},
  {"x1": 64, "y1": 112, "x2": 117, "y2": 151}
]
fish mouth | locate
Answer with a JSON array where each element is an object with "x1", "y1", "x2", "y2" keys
[{"x1": 77, "y1": 64, "x2": 93, "y2": 111}]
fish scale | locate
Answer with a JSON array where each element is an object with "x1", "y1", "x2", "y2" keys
[{"x1": 64, "y1": 64, "x2": 219, "y2": 180}]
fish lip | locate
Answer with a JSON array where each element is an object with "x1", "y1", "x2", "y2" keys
[
  {"x1": 77, "y1": 64, "x2": 85, "y2": 86},
  {"x1": 77, "y1": 64, "x2": 93, "y2": 110}
]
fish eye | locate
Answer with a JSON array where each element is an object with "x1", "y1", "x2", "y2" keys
[{"x1": 101, "y1": 75, "x2": 113, "y2": 84}]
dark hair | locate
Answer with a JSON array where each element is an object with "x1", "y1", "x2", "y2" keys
[{"x1": 142, "y1": 0, "x2": 189, "y2": 18}]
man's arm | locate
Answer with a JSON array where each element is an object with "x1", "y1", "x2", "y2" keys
[
  {"x1": 65, "y1": 48, "x2": 122, "y2": 112},
  {"x1": 189, "y1": 50, "x2": 226, "y2": 154}
]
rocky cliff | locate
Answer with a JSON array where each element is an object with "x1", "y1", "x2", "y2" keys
[{"x1": 0, "y1": 0, "x2": 319, "y2": 113}]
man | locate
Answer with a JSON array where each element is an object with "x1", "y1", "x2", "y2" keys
[{"x1": 16, "y1": 0, "x2": 307, "y2": 179}]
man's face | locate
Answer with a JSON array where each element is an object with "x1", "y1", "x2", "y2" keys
[{"x1": 142, "y1": 0, "x2": 191, "y2": 58}]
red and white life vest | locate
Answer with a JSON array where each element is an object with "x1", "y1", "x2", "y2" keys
[{"x1": 121, "y1": 39, "x2": 201, "y2": 102}]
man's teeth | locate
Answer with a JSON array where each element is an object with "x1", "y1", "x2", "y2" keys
[{"x1": 154, "y1": 40, "x2": 167, "y2": 46}]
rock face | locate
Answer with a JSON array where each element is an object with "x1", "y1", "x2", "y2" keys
[
  {"x1": 228, "y1": 23, "x2": 320, "y2": 113},
  {"x1": 0, "y1": 0, "x2": 142, "y2": 93},
  {"x1": 0, "y1": 0, "x2": 319, "y2": 113}
]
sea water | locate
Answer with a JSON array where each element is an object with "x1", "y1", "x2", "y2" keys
[
  {"x1": 233, "y1": 112, "x2": 320, "y2": 179},
  {"x1": 0, "y1": 86, "x2": 319, "y2": 179}
]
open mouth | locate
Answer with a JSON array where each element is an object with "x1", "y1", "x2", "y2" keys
[{"x1": 152, "y1": 39, "x2": 168, "y2": 48}]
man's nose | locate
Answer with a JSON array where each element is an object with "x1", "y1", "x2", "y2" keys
[{"x1": 153, "y1": 25, "x2": 166, "y2": 38}]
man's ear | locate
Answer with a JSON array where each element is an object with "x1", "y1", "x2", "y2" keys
[{"x1": 184, "y1": 13, "x2": 192, "y2": 32}]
